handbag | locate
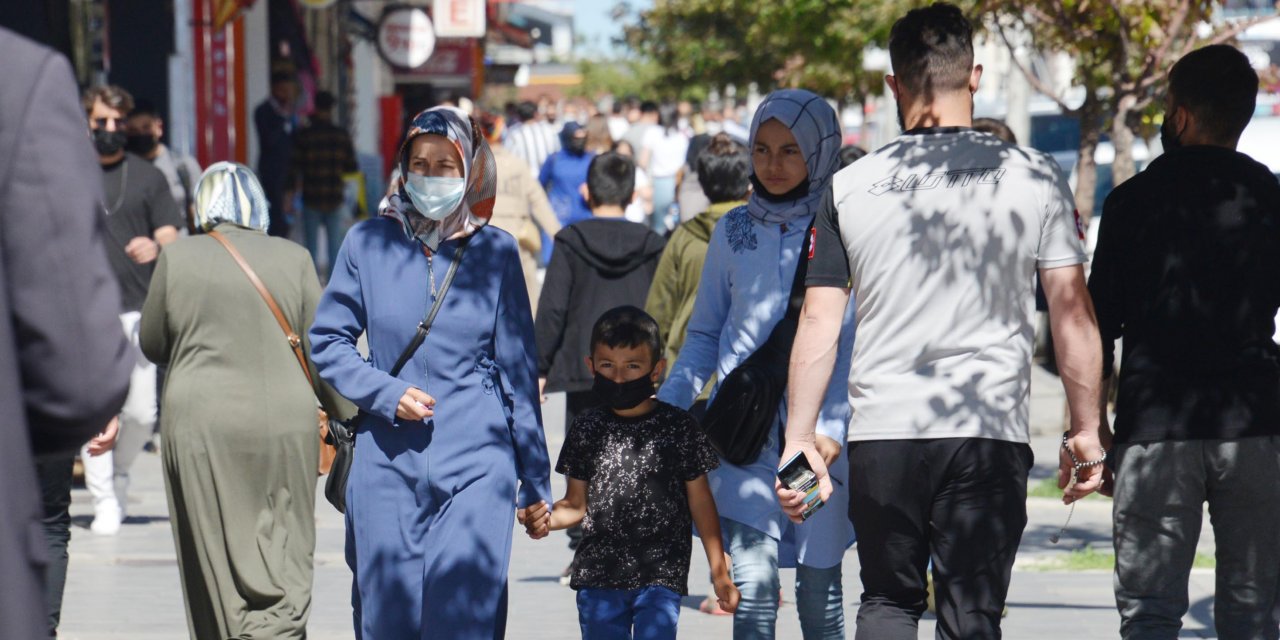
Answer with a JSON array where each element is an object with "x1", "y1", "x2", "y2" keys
[
  {"x1": 699, "y1": 223, "x2": 813, "y2": 466},
  {"x1": 208, "y1": 230, "x2": 338, "y2": 475},
  {"x1": 323, "y1": 239, "x2": 469, "y2": 513}
]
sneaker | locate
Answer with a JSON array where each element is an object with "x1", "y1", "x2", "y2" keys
[{"x1": 90, "y1": 513, "x2": 122, "y2": 536}]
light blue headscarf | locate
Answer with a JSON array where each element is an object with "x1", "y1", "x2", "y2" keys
[
  {"x1": 746, "y1": 89, "x2": 842, "y2": 225},
  {"x1": 192, "y1": 161, "x2": 270, "y2": 232}
]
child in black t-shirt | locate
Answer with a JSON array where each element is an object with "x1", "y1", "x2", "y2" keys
[{"x1": 523, "y1": 306, "x2": 739, "y2": 638}]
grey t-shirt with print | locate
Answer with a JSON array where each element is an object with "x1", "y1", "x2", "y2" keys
[{"x1": 807, "y1": 128, "x2": 1086, "y2": 443}]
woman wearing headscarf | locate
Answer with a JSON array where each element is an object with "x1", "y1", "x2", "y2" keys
[
  {"x1": 308, "y1": 107, "x2": 552, "y2": 639},
  {"x1": 139, "y1": 162, "x2": 352, "y2": 639},
  {"x1": 657, "y1": 90, "x2": 857, "y2": 639}
]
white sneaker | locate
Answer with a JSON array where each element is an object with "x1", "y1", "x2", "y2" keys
[{"x1": 90, "y1": 506, "x2": 122, "y2": 536}]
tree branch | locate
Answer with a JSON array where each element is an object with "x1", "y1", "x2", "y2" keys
[{"x1": 994, "y1": 20, "x2": 1078, "y2": 116}]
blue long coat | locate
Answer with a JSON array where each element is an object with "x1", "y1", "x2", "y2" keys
[{"x1": 310, "y1": 218, "x2": 552, "y2": 640}]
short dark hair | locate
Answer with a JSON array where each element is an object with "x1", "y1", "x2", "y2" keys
[
  {"x1": 640, "y1": 100, "x2": 660, "y2": 115},
  {"x1": 82, "y1": 85, "x2": 134, "y2": 116},
  {"x1": 587, "y1": 152, "x2": 635, "y2": 208},
  {"x1": 972, "y1": 117, "x2": 1017, "y2": 144},
  {"x1": 1168, "y1": 44, "x2": 1258, "y2": 144},
  {"x1": 696, "y1": 134, "x2": 750, "y2": 203},
  {"x1": 128, "y1": 98, "x2": 160, "y2": 120},
  {"x1": 270, "y1": 71, "x2": 295, "y2": 87},
  {"x1": 838, "y1": 145, "x2": 867, "y2": 168},
  {"x1": 314, "y1": 90, "x2": 337, "y2": 111},
  {"x1": 589, "y1": 306, "x2": 663, "y2": 365},
  {"x1": 888, "y1": 3, "x2": 974, "y2": 97},
  {"x1": 517, "y1": 101, "x2": 538, "y2": 122}
]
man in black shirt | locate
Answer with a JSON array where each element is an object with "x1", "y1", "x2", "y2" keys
[
  {"x1": 1089, "y1": 45, "x2": 1280, "y2": 639},
  {"x1": 82, "y1": 85, "x2": 183, "y2": 537}
]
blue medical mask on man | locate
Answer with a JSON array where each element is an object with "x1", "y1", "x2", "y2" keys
[{"x1": 403, "y1": 174, "x2": 466, "y2": 221}]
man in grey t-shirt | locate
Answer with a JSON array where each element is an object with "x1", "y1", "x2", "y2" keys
[{"x1": 777, "y1": 5, "x2": 1106, "y2": 639}]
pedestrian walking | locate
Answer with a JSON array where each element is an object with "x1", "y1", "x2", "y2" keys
[
  {"x1": 506, "y1": 100, "x2": 561, "y2": 177},
  {"x1": 524, "y1": 306, "x2": 740, "y2": 639},
  {"x1": 0, "y1": 28, "x2": 133, "y2": 639},
  {"x1": 658, "y1": 89, "x2": 855, "y2": 639},
  {"x1": 480, "y1": 111, "x2": 561, "y2": 312},
  {"x1": 82, "y1": 84, "x2": 185, "y2": 537},
  {"x1": 309, "y1": 106, "x2": 552, "y2": 638},
  {"x1": 254, "y1": 72, "x2": 298, "y2": 238},
  {"x1": 1089, "y1": 44, "x2": 1280, "y2": 640},
  {"x1": 646, "y1": 133, "x2": 751, "y2": 416},
  {"x1": 639, "y1": 104, "x2": 690, "y2": 233},
  {"x1": 777, "y1": 5, "x2": 1105, "y2": 639},
  {"x1": 536, "y1": 152, "x2": 666, "y2": 437},
  {"x1": 124, "y1": 99, "x2": 202, "y2": 228},
  {"x1": 538, "y1": 121, "x2": 596, "y2": 263},
  {"x1": 288, "y1": 90, "x2": 359, "y2": 278},
  {"x1": 139, "y1": 162, "x2": 352, "y2": 639}
]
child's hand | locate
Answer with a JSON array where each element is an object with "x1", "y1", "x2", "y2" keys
[
  {"x1": 713, "y1": 575, "x2": 740, "y2": 614},
  {"x1": 521, "y1": 501, "x2": 551, "y2": 539}
]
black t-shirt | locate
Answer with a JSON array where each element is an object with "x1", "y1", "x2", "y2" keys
[
  {"x1": 556, "y1": 401, "x2": 719, "y2": 594},
  {"x1": 100, "y1": 154, "x2": 184, "y2": 312},
  {"x1": 1089, "y1": 145, "x2": 1280, "y2": 443}
]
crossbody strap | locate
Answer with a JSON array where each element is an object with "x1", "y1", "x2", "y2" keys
[
  {"x1": 207, "y1": 230, "x2": 315, "y2": 389},
  {"x1": 388, "y1": 240, "x2": 469, "y2": 377}
]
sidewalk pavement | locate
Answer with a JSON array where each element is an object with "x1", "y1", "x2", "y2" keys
[{"x1": 56, "y1": 365, "x2": 1223, "y2": 639}]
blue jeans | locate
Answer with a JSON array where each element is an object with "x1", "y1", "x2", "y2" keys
[
  {"x1": 577, "y1": 586, "x2": 681, "y2": 640},
  {"x1": 302, "y1": 204, "x2": 346, "y2": 278},
  {"x1": 722, "y1": 518, "x2": 845, "y2": 640}
]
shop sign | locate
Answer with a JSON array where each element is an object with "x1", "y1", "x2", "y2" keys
[
  {"x1": 377, "y1": 6, "x2": 437, "y2": 70},
  {"x1": 432, "y1": 0, "x2": 485, "y2": 39}
]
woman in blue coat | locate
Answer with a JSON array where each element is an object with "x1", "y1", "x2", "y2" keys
[{"x1": 309, "y1": 107, "x2": 552, "y2": 640}]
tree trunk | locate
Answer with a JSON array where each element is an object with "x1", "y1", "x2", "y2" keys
[
  {"x1": 1074, "y1": 90, "x2": 1103, "y2": 228},
  {"x1": 1110, "y1": 93, "x2": 1138, "y2": 188}
]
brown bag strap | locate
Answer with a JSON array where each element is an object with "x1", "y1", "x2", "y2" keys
[{"x1": 207, "y1": 230, "x2": 315, "y2": 389}]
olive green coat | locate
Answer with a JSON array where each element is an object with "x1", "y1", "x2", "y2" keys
[{"x1": 140, "y1": 224, "x2": 351, "y2": 640}]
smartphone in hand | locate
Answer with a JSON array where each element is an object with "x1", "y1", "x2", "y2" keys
[{"x1": 777, "y1": 451, "x2": 825, "y2": 521}]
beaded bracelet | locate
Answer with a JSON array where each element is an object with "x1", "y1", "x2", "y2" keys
[
  {"x1": 1060, "y1": 431, "x2": 1106, "y2": 470},
  {"x1": 1049, "y1": 432, "x2": 1107, "y2": 544}
]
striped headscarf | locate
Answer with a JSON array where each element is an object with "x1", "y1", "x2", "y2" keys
[
  {"x1": 192, "y1": 161, "x2": 271, "y2": 233},
  {"x1": 380, "y1": 106, "x2": 496, "y2": 252},
  {"x1": 746, "y1": 89, "x2": 842, "y2": 225}
]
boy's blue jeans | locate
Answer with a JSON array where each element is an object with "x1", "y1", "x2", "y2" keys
[{"x1": 577, "y1": 585, "x2": 681, "y2": 640}]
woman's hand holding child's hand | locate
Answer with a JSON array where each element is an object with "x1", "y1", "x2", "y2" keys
[{"x1": 521, "y1": 500, "x2": 551, "y2": 540}]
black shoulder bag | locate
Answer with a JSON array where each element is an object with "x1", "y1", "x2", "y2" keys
[
  {"x1": 324, "y1": 241, "x2": 468, "y2": 513},
  {"x1": 699, "y1": 224, "x2": 813, "y2": 466}
]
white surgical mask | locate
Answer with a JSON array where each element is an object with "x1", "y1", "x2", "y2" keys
[{"x1": 403, "y1": 174, "x2": 465, "y2": 221}]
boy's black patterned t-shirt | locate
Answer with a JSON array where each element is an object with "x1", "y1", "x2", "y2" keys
[{"x1": 556, "y1": 401, "x2": 720, "y2": 594}]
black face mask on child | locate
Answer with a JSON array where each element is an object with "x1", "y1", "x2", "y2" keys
[{"x1": 591, "y1": 373, "x2": 655, "y2": 411}]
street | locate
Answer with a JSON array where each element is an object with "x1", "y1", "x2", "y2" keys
[{"x1": 57, "y1": 367, "x2": 1220, "y2": 639}]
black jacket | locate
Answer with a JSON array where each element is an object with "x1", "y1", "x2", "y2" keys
[{"x1": 536, "y1": 218, "x2": 666, "y2": 392}]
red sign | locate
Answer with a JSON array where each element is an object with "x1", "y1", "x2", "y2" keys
[
  {"x1": 396, "y1": 39, "x2": 475, "y2": 78},
  {"x1": 193, "y1": 0, "x2": 246, "y2": 166},
  {"x1": 378, "y1": 7, "x2": 437, "y2": 70}
]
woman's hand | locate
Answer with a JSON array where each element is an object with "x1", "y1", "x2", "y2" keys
[
  {"x1": 712, "y1": 573, "x2": 740, "y2": 614},
  {"x1": 395, "y1": 388, "x2": 435, "y2": 421},
  {"x1": 815, "y1": 435, "x2": 842, "y2": 467},
  {"x1": 538, "y1": 377, "x2": 548, "y2": 404},
  {"x1": 521, "y1": 500, "x2": 551, "y2": 540}
]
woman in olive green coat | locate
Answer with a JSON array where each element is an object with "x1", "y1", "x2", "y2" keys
[{"x1": 140, "y1": 162, "x2": 351, "y2": 640}]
